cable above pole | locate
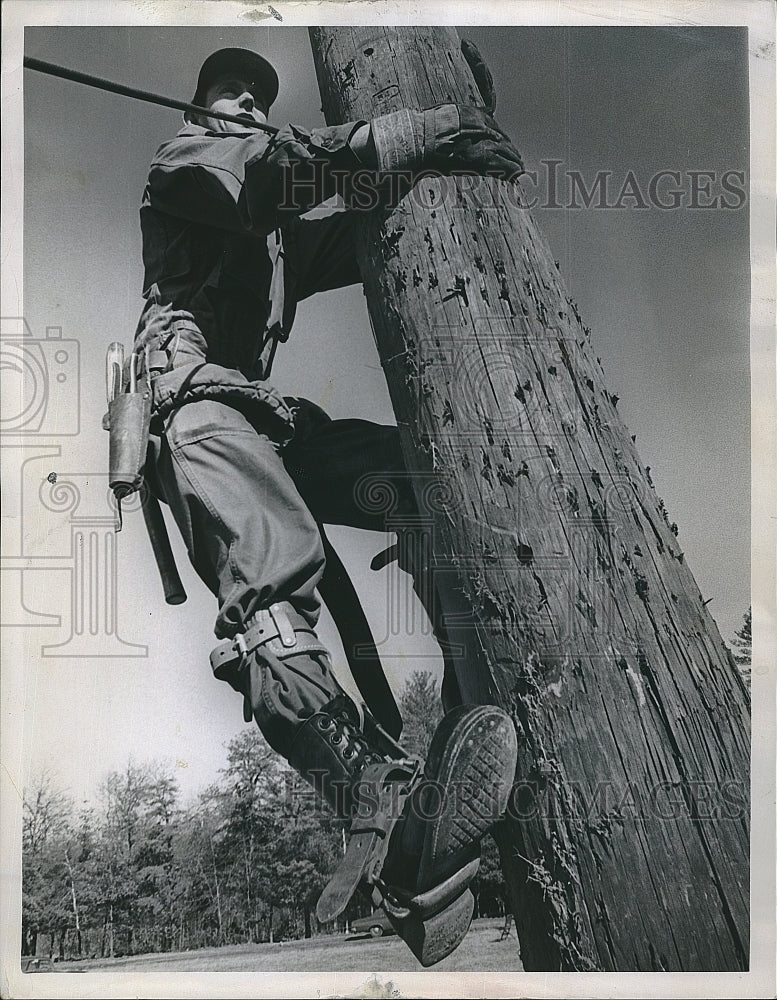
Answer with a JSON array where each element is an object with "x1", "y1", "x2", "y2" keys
[{"x1": 23, "y1": 56, "x2": 279, "y2": 135}]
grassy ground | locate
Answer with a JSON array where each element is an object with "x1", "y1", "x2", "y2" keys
[{"x1": 52, "y1": 918, "x2": 523, "y2": 974}]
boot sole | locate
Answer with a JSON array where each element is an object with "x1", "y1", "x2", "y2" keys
[{"x1": 417, "y1": 704, "x2": 518, "y2": 892}]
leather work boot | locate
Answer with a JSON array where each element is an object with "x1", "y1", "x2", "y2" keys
[
  {"x1": 285, "y1": 693, "x2": 415, "y2": 818},
  {"x1": 210, "y1": 603, "x2": 517, "y2": 964},
  {"x1": 369, "y1": 703, "x2": 517, "y2": 965},
  {"x1": 382, "y1": 703, "x2": 517, "y2": 896},
  {"x1": 289, "y1": 694, "x2": 518, "y2": 966}
]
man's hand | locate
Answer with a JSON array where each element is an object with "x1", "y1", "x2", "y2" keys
[
  {"x1": 369, "y1": 103, "x2": 523, "y2": 181},
  {"x1": 461, "y1": 38, "x2": 497, "y2": 115},
  {"x1": 432, "y1": 106, "x2": 523, "y2": 178}
]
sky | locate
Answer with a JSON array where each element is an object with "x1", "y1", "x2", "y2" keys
[{"x1": 8, "y1": 21, "x2": 752, "y2": 807}]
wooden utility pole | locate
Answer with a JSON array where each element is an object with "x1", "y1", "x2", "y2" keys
[{"x1": 309, "y1": 27, "x2": 749, "y2": 971}]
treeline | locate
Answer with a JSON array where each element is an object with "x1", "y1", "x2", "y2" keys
[
  {"x1": 23, "y1": 730, "x2": 347, "y2": 960},
  {"x1": 24, "y1": 612, "x2": 751, "y2": 965},
  {"x1": 22, "y1": 670, "x2": 508, "y2": 962}
]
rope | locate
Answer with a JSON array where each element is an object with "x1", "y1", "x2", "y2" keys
[{"x1": 23, "y1": 56, "x2": 279, "y2": 136}]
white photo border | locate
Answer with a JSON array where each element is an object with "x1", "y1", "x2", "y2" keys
[{"x1": 1, "y1": 2, "x2": 774, "y2": 998}]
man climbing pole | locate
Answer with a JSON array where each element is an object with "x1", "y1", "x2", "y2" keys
[{"x1": 131, "y1": 45, "x2": 523, "y2": 965}]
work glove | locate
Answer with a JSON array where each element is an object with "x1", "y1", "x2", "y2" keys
[
  {"x1": 433, "y1": 105, "x2": 523, "y2": 177},
  {"x1": 461, "y1": 38, "x2": 497, "y2": 114},
  {"x1": 366, "y1": 39, "x2": 520, "y2": 179},
  {"x1": 370, "y1": 103, "x2": 523, "y2": 180}
]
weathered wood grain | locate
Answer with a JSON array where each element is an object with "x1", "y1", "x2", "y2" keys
[{"x1": 309, "y1": 26, "x2": 749, "y2": 971}]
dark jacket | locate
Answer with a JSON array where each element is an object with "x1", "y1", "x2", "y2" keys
[{"x1": 136, "y1": 119, "x2": 365, "y2": 437}]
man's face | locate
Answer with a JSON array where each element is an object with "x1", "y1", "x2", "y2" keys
[{"x1": 198, "y1": 75, "x2": 269, "y2": 133}]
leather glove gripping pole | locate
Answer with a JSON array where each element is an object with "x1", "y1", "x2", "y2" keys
[{"x1": 461, "y1": 38, "x2": 497, "y2": 114}]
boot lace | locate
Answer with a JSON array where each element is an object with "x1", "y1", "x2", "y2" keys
[{"x1": 316, "y1": 699, "x2": 384, "y2": 774}]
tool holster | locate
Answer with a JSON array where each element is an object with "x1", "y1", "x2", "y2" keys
[
  {"x1": 104, "y1": 344, "x2": 186, "y2": 604},
  {"x1": 106, "y1": 356, "x2": 152, "y2": 511}
]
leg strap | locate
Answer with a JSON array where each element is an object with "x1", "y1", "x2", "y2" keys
[
  {"x1": 210, "y1": 602, "x2": 328, "y2": 678},
  {"x1": 316, "y1": 759, "x2": 421, "y2": 923}
]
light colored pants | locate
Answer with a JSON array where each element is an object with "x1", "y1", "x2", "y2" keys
[{"x1": 149, "y1": 394, "x2": 418, "y2": 746}]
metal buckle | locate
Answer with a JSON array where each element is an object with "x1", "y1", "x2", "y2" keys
[{"x1": 269, "y1": 602, "x2": 297, "y2": 647}]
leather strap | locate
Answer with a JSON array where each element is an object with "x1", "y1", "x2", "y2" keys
[
  {"x1": 316, "y1": 759, "x2": 420, "y2": 924},
  {"x1": 373, "y1": 856, "x2": 480, "y2": 920},
  {"x1": 317, "y1": 830, "x2": 380, "y2": 924},
  {"x1": 210, "y1": 602, "x2": 328, "y2": 675}
]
